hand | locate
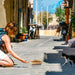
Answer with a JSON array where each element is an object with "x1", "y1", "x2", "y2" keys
[{"x1": 21, "y1": 59, "x2": 29, "y2": 63}]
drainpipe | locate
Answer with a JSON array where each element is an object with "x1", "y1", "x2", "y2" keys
[{"x1": 63, "y1": 0, "x2": 70, "y2": 42}]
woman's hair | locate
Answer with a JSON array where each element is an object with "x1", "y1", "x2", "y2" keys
[
  {"x1": 5, "y1": 22, "x2": 18, "y2": 36},
  {"x1": 0, "y1": 44, "x2": 8, "y2": 54},
  {"x1": 0, "y1": 44, "x2": 12, "y2": 54}
]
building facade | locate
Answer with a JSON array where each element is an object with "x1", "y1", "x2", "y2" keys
[{"x1": 0, "y1": 0, "x2": 34, "y2": 34}]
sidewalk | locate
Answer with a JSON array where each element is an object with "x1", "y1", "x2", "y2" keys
[{"x1": 0, "y1": 36, "x2": 75, "y2": 75}]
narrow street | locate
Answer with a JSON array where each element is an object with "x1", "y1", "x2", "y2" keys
[
  {"x1": 0, "y1": 36, "x2": 75, "y2": 75},
  {"x1": 0, "y1": 0, "x2": 74, "y2": 75}
]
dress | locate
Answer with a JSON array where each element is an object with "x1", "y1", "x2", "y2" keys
[
  {"x1": 0, "y1": 29, "x2": 7, "y2": 46},
  {"x1": 0, "y1": 29, "x2": 7, "y2": 60}
]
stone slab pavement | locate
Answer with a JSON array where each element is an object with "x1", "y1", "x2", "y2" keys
[{"x1": 0, "y1": 36, "x2": 75, "y2": 75}]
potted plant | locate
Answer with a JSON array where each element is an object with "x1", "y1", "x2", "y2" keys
[
  {"x1": 18, "y1": 33, "x2": 25, "y2": 41},
  {"x1": 22, "y1": 27, "x2": 28, "y2": 41},
  {"x1": 22, "y1": 27, "x2": 27, "y2": 34}
]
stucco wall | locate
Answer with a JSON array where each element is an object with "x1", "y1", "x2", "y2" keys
[
  {"x1": 39, "y1": 30, "x2": 61, "y2": 36},
  {"x1": 0, "y1": 0, "x2": 7, "y2": 28},
  {"x1": 0, "y1": 0, "x2": 29, "y2": 29},
  {"x1": 4, "y1": 0, "x2": 11, "y2": 24},
  {"x1": 0, "y1": 0, "x2": 18, "y2": 28}
]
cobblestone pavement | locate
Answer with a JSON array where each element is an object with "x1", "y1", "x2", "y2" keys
[{"x1": 0, "y1": 36, "x2": 75, "y2": 75}]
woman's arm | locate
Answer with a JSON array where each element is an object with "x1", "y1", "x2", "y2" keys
[{"x1": 2, "y1": 35, "x2": 29, "y2": 63}]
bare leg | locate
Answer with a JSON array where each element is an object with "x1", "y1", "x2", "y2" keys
[{"x1": 0, "y1": 56, "x2": 14, "y2": 67}]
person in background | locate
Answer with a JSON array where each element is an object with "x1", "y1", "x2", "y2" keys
[
  {"x1": 55, "y1": 26, "x2": 61, "y2": 36},
  {"x1": 0, "y1": 22, "x2": 29, "y2": 67},
  {"x1": 68, "y1": 38, "x2": 75, "y2": 47}
]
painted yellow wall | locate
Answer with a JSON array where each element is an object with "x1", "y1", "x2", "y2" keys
[
  {"x1": 0, "y1": 0, "x2": 29, "y2": 29},
  {"x1": 0, "y1": 0, "x2": 7, "y2": 28}
]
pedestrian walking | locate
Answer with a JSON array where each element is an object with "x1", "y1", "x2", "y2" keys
[
  {"x1": 55, "y1": 26, "x2": 60, "y2": 36},
  {"x1": 62, "y1": 28, "x2": 67, "y2": 39},
  {"x1": 0, "y1": 22, "x2": 29, "y2": 67}
]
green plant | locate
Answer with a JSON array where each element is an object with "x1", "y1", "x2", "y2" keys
[
  {"x1": 22, "y1": 27, "x2": 27, "y2": 34},
  {"x1": 72, "y1": 29, "x2": 75, "y2": 32},
  {"x1": 71, "y1": 13, "x2": 75, "y2": 32},
  {"x1": 71, "y1": 16, "x2": 75, "y2": 27},
  {"x1": 55, "y1": 6, "x2": 66, "y2": 22}
]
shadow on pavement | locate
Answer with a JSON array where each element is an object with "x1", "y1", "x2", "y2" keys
[
  {"x1": 45, "y1": 71, "x2": 71, "y2": 75},
  {"x1": 53, "y1": 46, "x2": 69, "y2": 50},
  {"x1": 44, "y1": 51, "x2": 64, "y2": 64},
  {"x1": 44, "y1": 37, "x2": 75, "y2": 75},
  {"x1": 44, "y1": 50, "x2": 75, "y2": 75},
  {"x1": 53, "y1": 38, "x2": 65, "y2": 42}
]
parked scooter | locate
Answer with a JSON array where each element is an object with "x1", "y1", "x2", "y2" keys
[{"x1": 29, "y1": 25, "x2": 36, "y2": 39}]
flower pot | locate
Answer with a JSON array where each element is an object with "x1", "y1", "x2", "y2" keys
[
  {"x1": 24, "y1": 34, "x2": 28, "y2": 41},
  {"x1": 19, "y1": 34, "x2": 25, "y2": 41}
]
